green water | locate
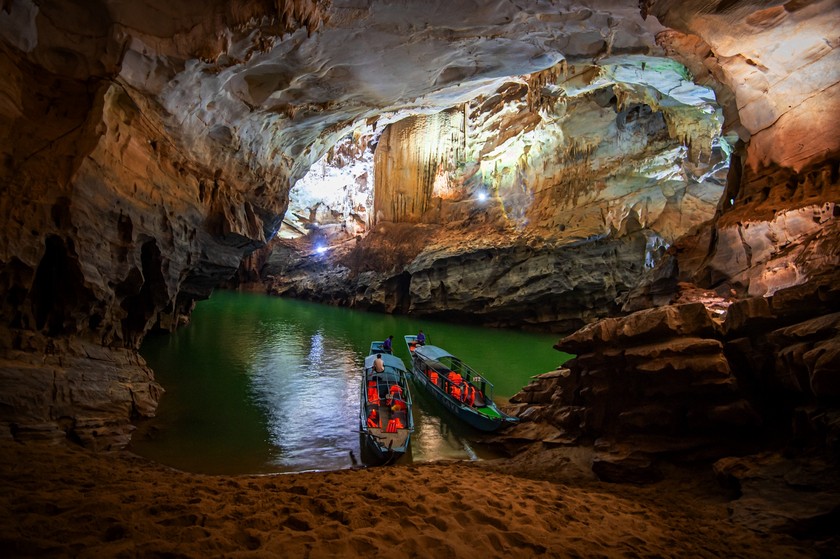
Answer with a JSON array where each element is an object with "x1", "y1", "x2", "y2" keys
[{"x1": 130, "y1": 290, "x2": 571, "y2": 474}]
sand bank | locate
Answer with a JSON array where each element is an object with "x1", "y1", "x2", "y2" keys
[{"x1": 0, "y1": 440, "x2": 816, "y2": 558}]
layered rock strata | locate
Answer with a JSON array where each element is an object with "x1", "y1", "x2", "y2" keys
[
  {"x1": 502, "y1": 270, "x2": 840, "y2": 538},
  {"x1": 267, "y1": 226, "x2": 657, "y2": 332}
]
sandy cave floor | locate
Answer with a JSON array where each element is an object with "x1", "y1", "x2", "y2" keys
[{"x1": 0, "y1": 439, "x2": 820, "y2": 558}]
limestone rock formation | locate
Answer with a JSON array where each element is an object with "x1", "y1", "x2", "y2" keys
[
  {"x1": 265, "y1": 56, "x2": 729, "y2": 330},
  {"x1": 502, "y1": 268, "x2": 840, "y2": 544}
]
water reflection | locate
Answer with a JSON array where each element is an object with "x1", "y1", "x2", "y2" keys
[{"x1": 132, "y1": 291, "x2": 569, "y2": 475}]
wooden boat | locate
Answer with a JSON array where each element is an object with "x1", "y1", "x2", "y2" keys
[
  {"x1": 407, "y1": 344, "x2": 519, "y2": 432},
  {"x1": 403, "y1": 334, "x2": 428, "y2": 363},
  {"x1": 369, "y1": 340, "x2": 392, "y2": 355},
  {"x1": 359, "y1": 347, "x2": 414, "y2": 463}
]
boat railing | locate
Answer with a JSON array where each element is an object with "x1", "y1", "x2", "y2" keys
[
  {"x1": 365, "y1": 367, "x2": 413, "y2": 406},
  {"x1": 415, "y1": 356, "x2": 495, "y2": 404},
  {"x1": 449, "y1": 359, "x2": 495, "y2": 401}
]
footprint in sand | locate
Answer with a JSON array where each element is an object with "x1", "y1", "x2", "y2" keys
[
  {"x1": 424, "y1": 515, "x2": 449, "y2": 532},
  {"x1": 156, "y1": 513, "x2": 198, "y2": 527},
  {"x1": 284, "y1": 514, "x2": 313, "y2": 532}
]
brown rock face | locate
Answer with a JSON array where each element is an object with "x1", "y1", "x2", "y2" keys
[
  {"x1": 0, "y1": 5, "x2": 294, "y2": 446},
  {"x1": 505, "y1": 269, "x2": 840, "y2": 493}
]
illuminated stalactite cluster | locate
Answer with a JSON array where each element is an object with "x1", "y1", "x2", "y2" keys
[
  {"x1": 372, "y1": 56, "x2": 727, "y2": 248},
  {"x1": 372, "y1": 111, "x2": 466, "y2": 224}
]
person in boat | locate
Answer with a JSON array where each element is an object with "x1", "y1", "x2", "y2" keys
[
  {"x1": 416, "y1": 330, "x2": 426, "y2": 345},
  {"x1": 382, "y1": 335, "x2": 393, "y2": 352},
  {"x1": 366, "y1": 408, "x2": 379, "y2": 428},
  {"x1": 373, "y1": 353, "x2": 385, "y2": 373}
]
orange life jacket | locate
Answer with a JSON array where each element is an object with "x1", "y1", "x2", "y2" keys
[
  {"x1": 429, "y1": 371, "x2": 438, "y2": 385},
  {"x1": 386, "y1": 417, "x2": 404, "y2": 432},
  {"x1": 468, "y1": 385, "x2": 476, "y2": 406},
  {"x1": 367, "y1": 387, "x2": 379, "y2": 403},
  {"x1": 367, "y1": 411, "x2": 379, "y2": 428},
  {"x1": 386, "y1": 418, "x2": 403, "y2": 433}
]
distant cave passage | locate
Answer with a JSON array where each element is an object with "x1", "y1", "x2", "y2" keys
[
  {"x1": 121, "y1": 240, "x2": 167, "y2": 345},
  {"x1": 31, "y1": 235, "x2": 89, "y2": 336}
]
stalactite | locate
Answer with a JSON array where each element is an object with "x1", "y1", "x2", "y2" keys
[
  {"x1": 275, "y1": 0, "x2": 330, "y2": 36},
  {"x1": 613, "y1": 85, "x2": 629, "y2": 112},
  {"x1": 526, "y1": 60, "x2": 567, "y2": 113}
]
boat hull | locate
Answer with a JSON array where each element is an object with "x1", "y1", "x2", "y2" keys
[
  {"x1": 410, "y1": 366, "x2": 507, "y2": 432},
  {"x1": 408, "y1": 343, "x2": 518, "y2": 433},
  {"x1": 360, "y1": 348, "x2": 414, "y2": 465},
  {"x1": 359, "y1": 429, "x2": 408, "y2": 463}
]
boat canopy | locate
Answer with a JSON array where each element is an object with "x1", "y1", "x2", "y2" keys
[
  {"x1": 364, "y1": 352, "x2": 407, "y2": 372},
  {"x1": 382, "y1": 353, "x2": 407, "y2": 372},
  {"x1": 414, "y1": 345, "x2": 454, "y2": 362}
]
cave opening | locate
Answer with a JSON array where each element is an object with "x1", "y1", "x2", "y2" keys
[{"x1": 120, "y1": 240, "x2": 167, "y2": 347}]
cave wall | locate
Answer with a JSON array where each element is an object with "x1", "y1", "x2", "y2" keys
[
  {"x1": 621, "y1": 0, "x2": 840, "y2": 305},
  {"x1": 373, "y1": 110, "x2": 466, "y2": 224},
  {"x1": 372, "y1": 58, "x2": 728, "y2": 239},
  {"x1": 495, "y1": 0, "x2": 840, "y2": 496},
  {"x1": 0, "y1": 2, "x2": 305, "y2": 446}
]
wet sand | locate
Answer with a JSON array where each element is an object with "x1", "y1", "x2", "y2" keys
[{"x1": 0, "y1": 439, "x2": 816, "y2": 558}]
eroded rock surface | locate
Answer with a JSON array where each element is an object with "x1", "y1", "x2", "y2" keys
[{"x1": 501, "y1": 269, "x2": 840, "y2": 543}]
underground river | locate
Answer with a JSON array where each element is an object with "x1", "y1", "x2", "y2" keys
[{"x1": 130, "y1": 290, "x2": 571, "y2": 474}]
